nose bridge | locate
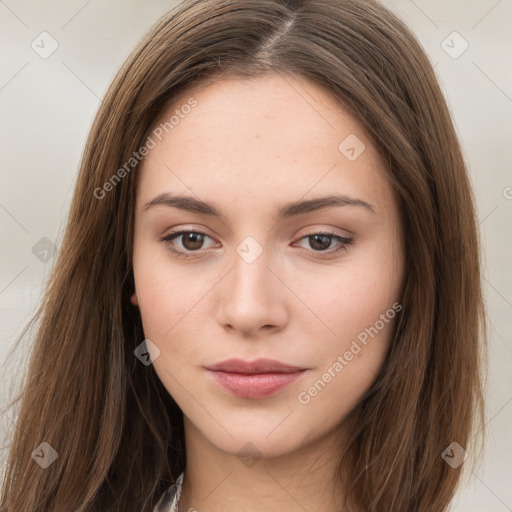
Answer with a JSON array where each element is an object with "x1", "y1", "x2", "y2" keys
[
  {"x1": 230, "y1": 236, "x2": 276, "y2": 303},
  {"x1": 216, "y1": 235, "x2": 288, "y2": 334}
]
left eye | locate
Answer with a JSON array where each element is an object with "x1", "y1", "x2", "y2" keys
[
  {"x1": 294, "y1": 233, "x2": 353, "y2": 253},
  {"x1": 160, "y1": 230, "x2": 353, "y2": 258}
]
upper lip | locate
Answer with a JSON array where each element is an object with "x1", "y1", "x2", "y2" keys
[{"x1": 205, "y1": 358, "x2": 306, "y2": 374}]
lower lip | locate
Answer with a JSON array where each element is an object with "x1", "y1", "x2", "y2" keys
[{"x1": 207, "y1": 370, "x2": 305, "y2": 399}]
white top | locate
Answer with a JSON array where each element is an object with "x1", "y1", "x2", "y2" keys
[{"x1": 152, "y1": 472, "x2": 184, "y2": 512}]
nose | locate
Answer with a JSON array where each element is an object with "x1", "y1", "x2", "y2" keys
[{"x1": 215, "y1": 245, "x2": 289, "y2": 338}]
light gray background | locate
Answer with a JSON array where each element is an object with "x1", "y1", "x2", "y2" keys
[{"x1": 0, "y1": 0, "x2": 511, "y2": 509}]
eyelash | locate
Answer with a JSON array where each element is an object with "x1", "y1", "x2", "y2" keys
[{"x1": 160, "y1": 230, "x2": 353, "y2": 259}]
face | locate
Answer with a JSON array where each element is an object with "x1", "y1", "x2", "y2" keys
[{"x1": 131, "y1": 73, "x2": 404, "y2": 459}]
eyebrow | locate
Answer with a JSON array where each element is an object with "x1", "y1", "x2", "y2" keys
[{"x1": 143, "y1": 192, "x2": 376, "y2": 219}]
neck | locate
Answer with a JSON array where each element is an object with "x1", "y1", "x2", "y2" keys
[{"x1": 177, "y1": 417, "x2": 358, "y2": 512}]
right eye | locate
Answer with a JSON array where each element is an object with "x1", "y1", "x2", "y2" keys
[{"x1": 160, "y1": 230, "x2": 218, "y2": 258}]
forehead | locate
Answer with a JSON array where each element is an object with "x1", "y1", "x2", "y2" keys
[
  {"x1": 152, "y1": 73, "x2": 365, "y2": 156},
  {"x1": 137, "y1": 73, "x2": 392, "y2": 217}
]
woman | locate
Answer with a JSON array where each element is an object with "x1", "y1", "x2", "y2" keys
[{"x1": 0, "y1": 0, "x2": 486, "y2": 510}]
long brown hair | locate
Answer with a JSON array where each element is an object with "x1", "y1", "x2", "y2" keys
[{"x1": 0, "y1": 0, "x2": 486, "y2": 510}]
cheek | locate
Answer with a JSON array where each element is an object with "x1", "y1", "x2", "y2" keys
[
  {"x1": 298, "y1": 244, "x2": 402, "y2": 351},
  {"x1": 293, "y1": 234, "x2": 402, "y2": 405},
  {"x1": 132, "y1": 246, "x2": 219, "y2": 383},
  {"x1": 294, "y1": 281, "x2": 401, "y2": 430},
  {"x1": 133, "y1": 238, "x2": 203, "y2": 331}
]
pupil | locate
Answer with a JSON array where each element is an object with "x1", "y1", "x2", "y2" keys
[
  {"x1": 184, "y1": 233, "x2": 203, "y2": 250},
  {"x1": 310, "y1": 234, "x2": 330, "y2": 251}
]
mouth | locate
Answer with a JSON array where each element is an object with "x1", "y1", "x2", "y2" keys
[{"x1": 205, "y1": 358, "x2": 307, "y2": 399}]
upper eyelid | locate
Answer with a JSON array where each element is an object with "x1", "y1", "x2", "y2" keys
[
  {"x1": 162, "y1": 228, "x2": 349, "y2": 241},
  {"x1": 163, "y1": 223, "x2": 352, "y2": 238}
]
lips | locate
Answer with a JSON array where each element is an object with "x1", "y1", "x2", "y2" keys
[
  {"x1": 205, "y1": 358, "x2": 307, "y2": 399},
  {"x1": 205, "y1": 358, "x2": 305, "y2": 374}
]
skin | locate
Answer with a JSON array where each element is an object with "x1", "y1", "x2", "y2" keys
[{"x1": 131, "y1": 73, "x2": 405, "y2": 511}]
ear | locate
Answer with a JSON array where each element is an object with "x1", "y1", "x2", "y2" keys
[{"x1": 130, "y1": 291, "x2": 139, "y2": 306}]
